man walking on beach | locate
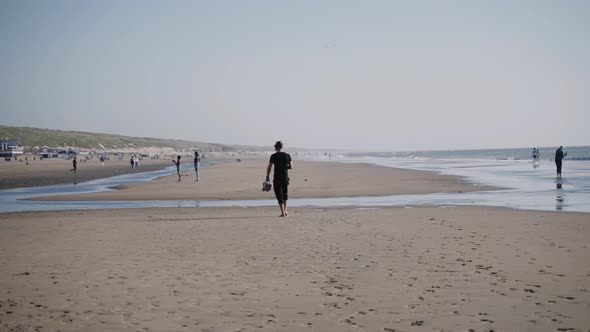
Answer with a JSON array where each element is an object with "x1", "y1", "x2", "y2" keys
[
  {"x1": 555, "y1": 146, "x2": 567, "y2": 178},
  {"x1": 266, "y1": 141, "x2": 293, "y2": 217},
  {"x1": 173, "y1": 155, "x2": 182, "y2": 182}
]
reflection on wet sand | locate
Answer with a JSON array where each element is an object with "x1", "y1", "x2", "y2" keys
[{"x1": 556, "y1": 182, "x2": 564, "y2": 211}]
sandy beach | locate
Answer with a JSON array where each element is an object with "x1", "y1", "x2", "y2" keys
[
  {"x1": 30, "y1": 159, "x2": 498, "y2": 201},
  {"x1": 3, "y1": 0, "x2": 588, "y2": 330},
  {"x1": 1, "y1": 206, "x2": 589, "y2": 331},
  {"x1": 0, "y1": 158, "x2": 173, "y2": 190},
  {"x1": 1, "y1": 159, "x2": 589, "y2": 331}
]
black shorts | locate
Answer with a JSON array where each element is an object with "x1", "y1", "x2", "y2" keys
[{"x1": 273, "y1": 178, "x2": 289, "y2": 204}]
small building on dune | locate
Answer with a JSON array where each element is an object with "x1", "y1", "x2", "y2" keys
[{"x1": 0, "y1": 140, "x2": 24, "y2": 158}]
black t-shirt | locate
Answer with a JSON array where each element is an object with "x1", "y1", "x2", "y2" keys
[
  {"x1": 269, "y1": 152, "x2": 291, "y2": 181},
  {"x1": 555, "y1": 149, "x2": 565, "y2": 161}
]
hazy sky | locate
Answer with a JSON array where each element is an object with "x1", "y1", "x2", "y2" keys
[{"x1": 1, "y1": 0, "x2": 589, "y2": 151}]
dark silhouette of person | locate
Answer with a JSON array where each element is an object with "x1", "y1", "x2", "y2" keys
[
  {"x1": 173, "y1": 155, "x2": 182, "y2": 181},
  {"x1": 70, "y1": 156, "x2": 77, "y2": 174},
  {"x1": 266, "y1": 141, "x2": 293, "y2": 217},
  {"x1": 554, "y1": 146, "x2": 567, "y2": 178}
]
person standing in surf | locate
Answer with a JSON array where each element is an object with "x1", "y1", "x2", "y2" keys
[
  {"x1": 266, "y1": 141, "x2": 293, "y2": 217},
  {"x1": 555, "y1": 146, "x2": 567, "y2": 178}
]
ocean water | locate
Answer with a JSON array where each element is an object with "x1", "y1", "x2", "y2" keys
[
  {"x1": 346, "y1": 145, "x2": 590, "y2": 161},
  {"x1": 334, "y1": 146, "x2": 590, "y2": 212},
  {"x1": 0, "y1": 147, "x2": 589, "y2": 213}
]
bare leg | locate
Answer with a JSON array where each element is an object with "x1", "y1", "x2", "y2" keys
[
  {"x1": 279, "y1": 203, "x2": 285, "y2": 217},
  {"x1": 283, "y1": 201, "x2": 288, "y2": 216}
]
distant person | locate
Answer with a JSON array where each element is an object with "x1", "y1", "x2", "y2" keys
[
  {"x1": 193, "y1": 152, "x2": 201, "y2": 182},
  {"x1": 555, "y1": 146, "x2": 567, "y2": 178},
  {"x1": 266, "y1": 141, "x2": 293, "y2": 217},
  {"x1": 70, "y1": 156, "x2": 77, "y2": 174},
  {"x1": 173, "y1": 155, "x2": 182, "y2": 181},
  {"x1": 130, "y1": 156, "x2": 135, "y2": 169},
  {"x1": 532, "y1": 148, "x2": 540, "y2": 167}
]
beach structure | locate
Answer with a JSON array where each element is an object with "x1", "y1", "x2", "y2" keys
[
  {"x1": 0, "y1": 139, "x2": 24, "y2": 158},
  {"x1": 34, "y1": 147, "x2": 85, "y2": 159}
]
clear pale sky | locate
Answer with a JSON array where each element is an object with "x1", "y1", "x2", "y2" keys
[{"x1": 1, "y1": 0, "x2": 588, "y2": 151}]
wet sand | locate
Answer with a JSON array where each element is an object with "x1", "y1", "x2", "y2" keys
[
  {"x1": 0, "y1": 158, "x2": 173, "y2": 190},
  {"x1": 1, "y1": 206, "x2": 588, "y2": 331},
  {"x1": 31, "y1": 159, "x2": 498, "y2": 201}
]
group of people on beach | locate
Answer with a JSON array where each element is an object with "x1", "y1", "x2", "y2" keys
[
  {"x1": 532, "y1": 146, "x2": 569, "y2": 178},
  {"x1": 531, "y1": 148, "x2": 541, "y2": 167},
  {"x1": 66, "y1": 142, "x2": 570, "y2": 216},
  {"x1": 172, "y1": 152, "x2": 200, "y2": 182},
  {"x1": 555, "y1": 146, "x2": 567, "y2": 179},
  {"x1": 172, "y1": 141, "x2": 293, "y2": 217},
  {"x1": 130, "y1": 155, "x2": 140, "y2": 169}
]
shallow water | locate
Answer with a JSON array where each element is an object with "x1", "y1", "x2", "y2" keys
[
  {"x1": 317, "y1": 156, "x2": 590, "y2": 212},
  {"x1": 1, "y1": 157, "x2": 589, "y2": 213}
]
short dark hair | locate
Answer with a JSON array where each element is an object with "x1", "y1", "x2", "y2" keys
[{"x1": 274, "y1": 141, "x2": 283, "y2": 150}]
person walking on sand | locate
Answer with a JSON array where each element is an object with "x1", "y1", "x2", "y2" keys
[
  {"x1": 193, "y1": 152, "x2": 201, "y2": 182},
  {"x1": 555, "y1": 146, "x2": 567, "y2": 178},
  {"x1": 266, "y1": 141, "x2": 293, "y2": 217},
  {"x1": 173, "y1": 155, "x2": 182, "y2": 181},
  {"x1": 69, "y1": 156, "x2": 77, "y2": 174}
]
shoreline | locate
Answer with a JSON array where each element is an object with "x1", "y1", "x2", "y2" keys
[
  {"x1": 27, "y1": 159, "x2": 501, "y2": 202},
  {"x1": 0, "y1": 158, "x2": 174, "y2": 190}
]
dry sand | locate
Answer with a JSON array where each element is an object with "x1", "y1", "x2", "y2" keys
[
  {"x1": 0, "y1": 158, "x2": 172, "y2": 190},
  {"x1": 32, "y1": 159, "x2": 498, "y2": 201},
  {"x1": 1, "y1": 206, "x2": 588, "y2": 331}
]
